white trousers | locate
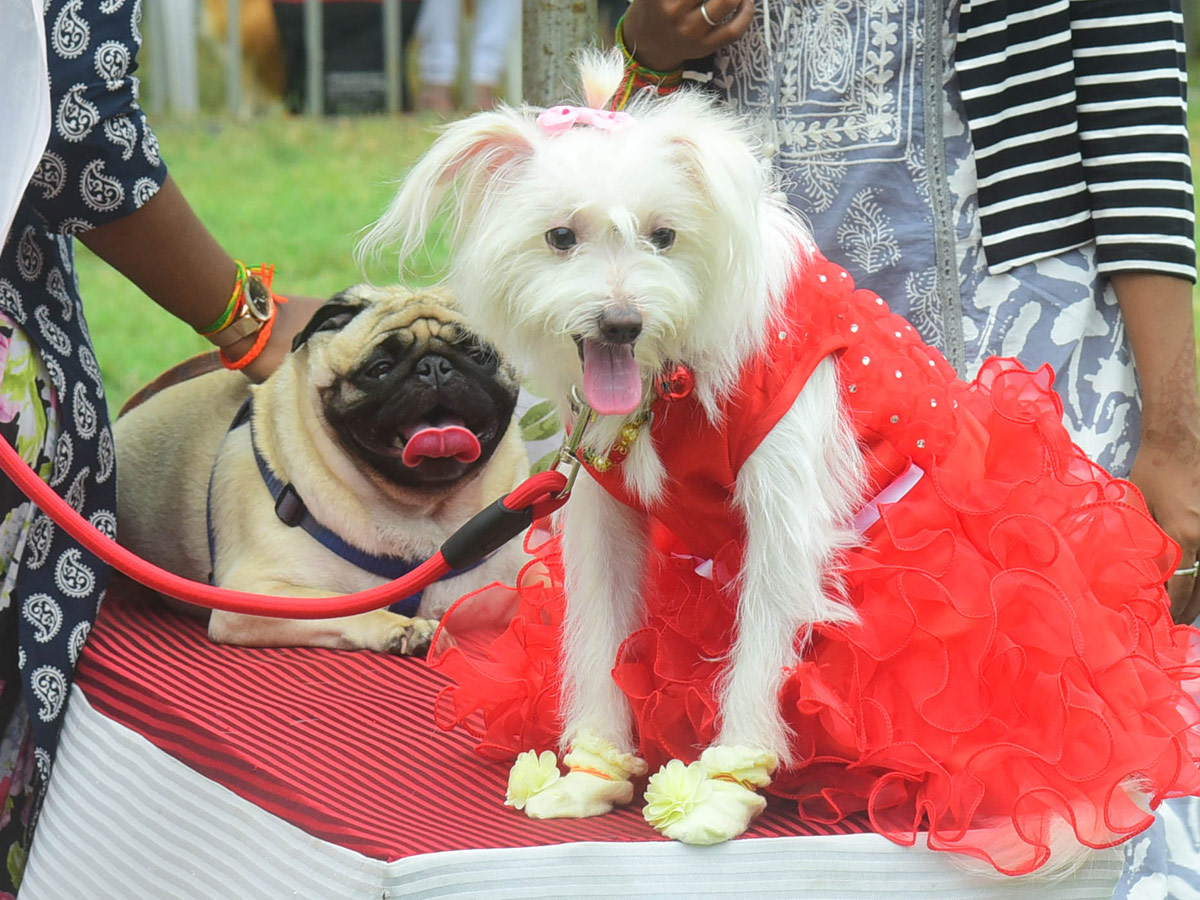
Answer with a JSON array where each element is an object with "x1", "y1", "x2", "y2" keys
[{"x1": 415, "y1": 0, "x2": 521, "y2": 87}]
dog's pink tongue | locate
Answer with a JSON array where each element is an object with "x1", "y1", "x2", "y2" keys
[
  {"x1": 582, "y1": 338, "x2": 642, "y2": 416},
  {"x1": 401, "y1": 424, "x2": 481, "y2": 468}
]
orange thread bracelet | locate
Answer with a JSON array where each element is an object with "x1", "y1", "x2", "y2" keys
[{"x1": 219, "y1": 294, "x2": 287, "y2": 371}]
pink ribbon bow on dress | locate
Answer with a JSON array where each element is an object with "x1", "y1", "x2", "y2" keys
[{"x1": 536, "y1": 105, "x2": 634, "y2": 135}]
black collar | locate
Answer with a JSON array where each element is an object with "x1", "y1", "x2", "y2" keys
[{"x1": 206, "y1": 400, "x2": 483, "y2": 617}]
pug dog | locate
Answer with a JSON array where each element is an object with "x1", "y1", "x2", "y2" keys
[{"x1": 114, "y1": 284, "x2": 529, "y2": 655}]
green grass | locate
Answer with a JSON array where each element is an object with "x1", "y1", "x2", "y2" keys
[
  {"x1": 82, "y1": 108, "x2": 1200, "y2": 415},
  {"x1": 79, "y1": 113, "x2": 443, "y2": 413}
]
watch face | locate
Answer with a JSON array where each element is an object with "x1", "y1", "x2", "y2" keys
[{"x1": 244, "y1": 276, "x2": 273, "y2": 320}]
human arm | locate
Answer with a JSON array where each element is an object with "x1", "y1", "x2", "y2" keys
[
  {"x1": 1066, "y1": 0, "x2": 1199, "y2": 621},
  {"x1": 619, "y1": 0, "x2": 755, "y2": 72},
  {"x1": 77, "y1": 176, "x2": 323, "y2": 382},
  {"x1": 1113, "y1": 272, "x2": 1200, "y2": 625}
]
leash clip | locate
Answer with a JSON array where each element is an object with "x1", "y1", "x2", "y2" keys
[{"x1": 554, "y1": 388, "x2": 596, "y2": 499}]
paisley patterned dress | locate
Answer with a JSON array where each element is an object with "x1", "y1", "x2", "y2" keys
[{"x1": 0, "y1": 0, "x2": 166, "y2": 890}]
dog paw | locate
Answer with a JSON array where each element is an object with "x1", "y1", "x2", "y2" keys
[
  {"x1": 505, "y1": 735, "x2": 647, "y2": 820},
  {"x1": 380, "y1": 615, "x2": 439, "y2": 656},
  {"x1": 643, "y1": 747, "x2": 776, "y2": 845},
  {"x1": 523, "y1": 768, "x2": 636, "y2": 819}
]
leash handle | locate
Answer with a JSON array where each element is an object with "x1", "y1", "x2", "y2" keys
[
  {"x1": 0, "y1": 435, "x2": 566, "y2": 619},
  {"x1": 440, "y1": 470, "x2": 570, "y2": 570}
]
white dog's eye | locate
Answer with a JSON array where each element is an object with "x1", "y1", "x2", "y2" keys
[
  {"x1": 648, "y1": 227, "x2": 675, "y2": 251},
  {"x1": 545, "y1": 227, "x2": 577, "y2": 252}
]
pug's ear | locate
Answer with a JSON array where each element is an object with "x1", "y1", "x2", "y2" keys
[{"x1": 291, "y1": 293, "x2": 368, "y2": 351}]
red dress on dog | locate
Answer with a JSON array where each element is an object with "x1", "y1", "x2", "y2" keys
[{"x1": 429, "y1": 254, "x2": 1200, "y2": 874}]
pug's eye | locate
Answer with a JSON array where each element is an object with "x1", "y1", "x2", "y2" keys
[
  {"x1": 545, "y1": 227, "x2": 577, "y2": 252},
  {"x1": 461, "y1": 340, "x2": 497, "y2": 367},
  {"x1": 648, "y1": 227, "x2": 675, "y2": 251},
  {"x1": 363, "y1": 358, "x2": 395, "y2": 380}
]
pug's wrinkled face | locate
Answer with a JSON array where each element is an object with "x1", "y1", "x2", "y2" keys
[{"x1": 294, "y1": 285, "x2": 519, "y2": 490}]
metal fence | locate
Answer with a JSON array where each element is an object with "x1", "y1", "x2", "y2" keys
[
  {"x1": 141, "y1": 0, "x2": 408, "y2": 117},
  {"x1": 140, "y1": 0, "x2": 605, "y2": 117},
  {"x1": 142, "y1": 0, "x2": 410, "y2": 117}
]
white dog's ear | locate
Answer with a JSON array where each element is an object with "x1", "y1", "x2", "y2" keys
[
  {"x1": 662, "y1": 104, "x2": 813, "y2": 279},
  {"x1": 358, "y1": 110, "x2": 540, "y2": 277}
]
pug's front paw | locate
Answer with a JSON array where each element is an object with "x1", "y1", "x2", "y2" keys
[{"x1": 378, "y1": 615, "x2": 439, "y2": 656}]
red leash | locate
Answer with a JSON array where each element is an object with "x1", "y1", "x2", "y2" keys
[{"x1": 0, "y1": 434, "x2": 569, "y2": 619}]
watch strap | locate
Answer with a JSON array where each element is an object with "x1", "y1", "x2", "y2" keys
[{"x1": 202, "y1": 266, "x2": 275, "y2": 347}]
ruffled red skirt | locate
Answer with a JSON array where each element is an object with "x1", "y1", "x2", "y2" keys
[{"x1": 429, "y1": 358, "x2": 1200, "y2": 875}]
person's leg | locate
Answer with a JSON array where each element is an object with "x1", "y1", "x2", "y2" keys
[
  {"x1": 468, "y1": 0, "x2": 520, "y2": 108},
  {"x1": 270, "y1": 3, "x2": 306, "y2": 113},
  {"x1": 402, "y1": 1, "x2": 424, "y2": 111},
  {"x1": 414, "y1": 0, "x2": 460, "y2": 112},
  {"x1": 323, "y1": 2, "x2": 387, "y2": 114}
]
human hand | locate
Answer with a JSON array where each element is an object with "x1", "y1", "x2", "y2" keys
[
  {"x1": 1129, "y1": 414, "x2": 1200, "y2": 625},
  {"x1": 1111, "y1": 272, "x2": 1200, "y2": 626},
  {"x1": 622, "y1": 0, "x2": 756, "y2": 72},
  {"x1": 224, "y1": 293, "x2": 324, "y2": 382}
]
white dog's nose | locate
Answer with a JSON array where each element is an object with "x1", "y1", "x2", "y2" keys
[{"x1": 598, "y1": 305, "x2": 642, "y2": 345}]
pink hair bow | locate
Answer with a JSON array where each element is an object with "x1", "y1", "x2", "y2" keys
[{"x1": 536, "y1": 105, "x2": 634, "y2": 136}]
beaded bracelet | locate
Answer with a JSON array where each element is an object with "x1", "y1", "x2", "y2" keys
[{"x1": 609, "y1": 13, "x2": 685, "y2": 111}]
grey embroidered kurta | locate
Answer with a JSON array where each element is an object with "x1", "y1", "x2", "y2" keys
[{"x1": 708, "y1": 0, "x2": 1194, "y2": 477}]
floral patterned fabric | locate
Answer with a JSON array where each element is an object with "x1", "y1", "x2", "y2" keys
[
  {"x1": 0, "y1": 0, "x2": 166, "y2": 891},
  {"x1": 710, "y1": 0, "x2": 1144, "y2": 476},
  {"x1": 0, "y1": 316, "x2": 56, "y2": 894}
]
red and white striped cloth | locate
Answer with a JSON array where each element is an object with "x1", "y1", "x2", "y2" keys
[
  {"x1": 20, "y1": 577, "x2": 1124, "y2": 898},
  {"x1": 74, "y1": 578, "x2": 865, "y2": 857}
]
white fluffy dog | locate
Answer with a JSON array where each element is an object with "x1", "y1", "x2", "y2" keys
[{"x1": 361, "y1": 55, "x2": 866, "y2": 845}]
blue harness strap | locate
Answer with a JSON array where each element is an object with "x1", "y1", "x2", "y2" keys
[{"x1": 206, "y1": 400, "x2": 483, "y2": 617}]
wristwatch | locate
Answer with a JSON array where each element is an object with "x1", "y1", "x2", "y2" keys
[{"x1": 207, "y1": 272, "x2": 275, "y2": 347}]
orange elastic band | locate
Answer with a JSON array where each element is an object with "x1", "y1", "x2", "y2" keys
[
  {"x1": 712, "y1": 773, "x2": 756, "y2": 791},
  {"x1": 569, "y1": 766, "x2": 614, "y2": 781}
]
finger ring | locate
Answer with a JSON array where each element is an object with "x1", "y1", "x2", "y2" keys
[
  {"x1": 1174, "y1": 563, "x2": 1199, "y2": 577},
  {"x1": 699, "y1": 1, "x2": 718, "y2": 27}
]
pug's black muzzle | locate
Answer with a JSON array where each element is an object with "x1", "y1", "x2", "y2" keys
[{"x1": 325, "y1": 342, "x2": 518, "y2": 490}]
